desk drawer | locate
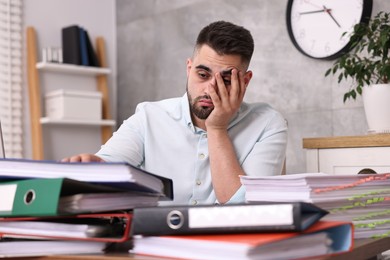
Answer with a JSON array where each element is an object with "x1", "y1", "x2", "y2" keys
[{"x1": 318, "y1": 147, "x2": 390, "y2": 175}]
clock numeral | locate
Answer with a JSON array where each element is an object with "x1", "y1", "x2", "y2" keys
[
  {"x1": 310, "y1": 40, "x2": 316, "y2": 50},
  {"x1": 324, "y1": 42, "x2": 331, "y2": 53},
  {"x1": 298, "y1": 0, "x2": 306, "y2": 5},
  {"x1": 298, "y1": 29, "x2": 306, "y2": 39},
  {"x1": 292, "y1": 12, "x2": 300, "y2": 22}
]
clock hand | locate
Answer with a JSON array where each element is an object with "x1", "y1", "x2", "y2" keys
[
  {"x1": 323, "y1": 5, "x2": 341, "y2": 28},
  {"x1": 299, "y1": 9, "x2": 329, "y2": 15}
]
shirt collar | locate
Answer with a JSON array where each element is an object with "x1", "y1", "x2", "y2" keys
[{"x1": 170, "y1": 93, "x2": 195, "y2": 133}]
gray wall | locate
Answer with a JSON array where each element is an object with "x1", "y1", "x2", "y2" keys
[{"x1": 116, "y1": 0, "x2": 389, "y2": 174}]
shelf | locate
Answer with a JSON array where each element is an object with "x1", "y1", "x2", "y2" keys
[
  {"x1": 36, "y1": 62, "x2": 111, "y2": 76},
  {"x1": 40, "y1": 117, "x2": 115, "y2": 126}
]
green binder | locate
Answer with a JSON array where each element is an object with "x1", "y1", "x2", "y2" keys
[{"x1": 0, "y1": 178, "x2": 122, "y2": 217}]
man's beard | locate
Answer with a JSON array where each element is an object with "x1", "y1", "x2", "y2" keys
[{"x1": 187, "y1": 92, "x2": 214, "y2": 120}]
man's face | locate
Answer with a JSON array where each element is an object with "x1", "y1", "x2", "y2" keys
[{"x1": 186, "y1": 45, "x2": 246, "y2": 120}]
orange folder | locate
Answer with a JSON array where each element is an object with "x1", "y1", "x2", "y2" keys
[{"x1": 132, "y1": 220, "x2": 354, "y2": 259}]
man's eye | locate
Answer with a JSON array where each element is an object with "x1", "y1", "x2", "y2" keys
[
  {"x1": 198, "y1": 72, "x2": 209, "y2": 79},
  {"x1": 223, "y1": 78, "x2": 231, "y2": 85}
]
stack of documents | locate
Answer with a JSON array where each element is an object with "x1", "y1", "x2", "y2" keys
[
  {"x1": 130, "y1": 202, "x2": 354, "y2": 259},
  {"x1": 0, "y1": 158, "x2": 173, "y2": 197},
  {"x1": 0, "y1": 240, "x2": 107, "y2": 258},
  {"x1": 240, "y1": 172, "x2": 390, "y2": 239},
  {"x1": 131, "y1": 217, "x2": 353, "y2": 259},
  {"x1": 0, "y1": 158, "x2": 173, "y2": 257}
]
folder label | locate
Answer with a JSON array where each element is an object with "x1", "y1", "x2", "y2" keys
[
  {"x1": 0, "y1": 184, "x2": 17, "y2": 211},
  {"x1": 188, "y1": 204, "x2": 294, "y2": 228}
]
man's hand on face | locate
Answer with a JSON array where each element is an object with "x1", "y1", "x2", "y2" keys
[{"x1": 205, "y1": 68, "x2": 246, "y2": 131}]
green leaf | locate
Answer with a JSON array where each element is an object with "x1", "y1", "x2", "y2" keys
[
  {"x1": 332, "y1": 64, "x2": 339, "y2": 74},
  {"x1": 343, "y1": 93, "x2": 349, "y2": 103},
  {"x1": 357, "y1": 86, "x2": 362, "y2": 95},
  {"x1": 351, "y1": 90, "x2": 357, "y2": 100}
]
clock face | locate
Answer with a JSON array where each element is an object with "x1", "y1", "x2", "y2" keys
[{"x1": 286, "y1": 0, "x2": 372, "y2": 60}]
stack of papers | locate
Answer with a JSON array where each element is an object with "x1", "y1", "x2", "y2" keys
[
  {"x1": 240, "y1": 172, "x2": 390, "y2": 238},
  {"x1": 0, "y1": 240, "x2": 106, "y2": 258},
  {"x1": 0, "y1": 158, "x2": 173, "y2": 197},
  {"x1": 132, "y1": 220, "x2": 353, "y2": 260},
  {"x1": 0, "y1": 158, "x2": 173, "y2": 257}
]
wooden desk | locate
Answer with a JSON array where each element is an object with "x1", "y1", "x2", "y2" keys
[
  {"x1": 321, "y1": 237, "x2": 390, "y2": 260},
  {"x1": 24, "y1": 237, "x2": 390, "y2": 260},
  {"x1": 303, "y1": 134, "x2": 390, "y2": 174}
]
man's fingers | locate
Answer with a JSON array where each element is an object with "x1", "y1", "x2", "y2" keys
[
  {"x1": 229, "y1": 69, "x2": 240, "y2": 101},
  {"x1": 61, "y1": 154, "x2": 104, "y2": 163}
]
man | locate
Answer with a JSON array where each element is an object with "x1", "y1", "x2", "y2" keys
[{"x1": 62, "y1": 21, "x2": 288, "y2": 205}]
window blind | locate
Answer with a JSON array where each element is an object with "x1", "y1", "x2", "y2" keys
[{"x1": 0, "y1": 0, "x2": 23, "y2": 158}]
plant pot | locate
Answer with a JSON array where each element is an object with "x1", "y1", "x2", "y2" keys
[{"x1": 362, "y1": 83, "x2": 390, "y2": 133}]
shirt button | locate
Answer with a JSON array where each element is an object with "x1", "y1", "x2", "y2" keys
[
  {"x1": 196, "y1": 180, "x2": 201, "y2": 185},
  {"x1": 192, "y1": 200, "x2": 198, "y2": 205},
  {"x1": 199, "y1": 153, "x2": 205, "y2": 159}
]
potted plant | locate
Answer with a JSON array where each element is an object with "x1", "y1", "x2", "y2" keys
[{"x1": 325, "y1": 11, "x2": 390, "y2": 133}]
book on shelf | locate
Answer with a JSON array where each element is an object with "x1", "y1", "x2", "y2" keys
[
  {"x1": 240, "y1": 172, "x2": 390, "y2": 239},
  {"x1": 62, "y1": 24, "x2": 99, "y2": 67},
  {"x1": 84, "y1": 28, "x2": 100, "y2": 67},
  {"x1": 0, "y1": 158, "x2": 173, "y2": 200},
  {"x1": 131, "y1": 202, "x2": 328, "y2": 236},
  {"x1": 62, "y1": 25, "x2": 81, "y2": 65},
  {"x1": 79, "y1": 27, "x2": 89, "y2": 66},
  {"x1": 131, "y1": 220, "x2": 354, "y2": 260}
]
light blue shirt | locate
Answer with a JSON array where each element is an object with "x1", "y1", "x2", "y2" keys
[{"x1": 96, "y1": 93, "x2": 288, "y2": 205}]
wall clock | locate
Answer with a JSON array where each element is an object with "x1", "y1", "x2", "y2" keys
[{"x1": 286, "y1": 0, "x2": 373, "y2": 60}]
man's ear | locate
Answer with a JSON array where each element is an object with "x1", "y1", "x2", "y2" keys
[
  {"x1": 186, "y1": 58, "x2": 192, "y2": 77},
  {"x1": 244, "y1": 70, "x2": 253, "y2": 87}
]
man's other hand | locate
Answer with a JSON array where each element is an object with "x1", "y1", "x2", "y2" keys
[{"x1": 61, "y1": 153, "x2": 105, "y2": 163}]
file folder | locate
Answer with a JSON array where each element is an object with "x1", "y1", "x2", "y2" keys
[
  {"x1": 132, "y1": 220, "x2": 354, "y2": 260},
  {"x1": 131, "y1": 202, "x2": 328, "y2": 236},
  {"x1": 0, "y1": 158, "x2": 173, "y2": 200},
  {"x1": 0, "y1": 178, "x2": 155, "y2": 217},
  {"x1": 0, "y1": 212, "x2": 132, "y2": 243}
]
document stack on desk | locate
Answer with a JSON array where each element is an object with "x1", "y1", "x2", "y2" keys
[
  {"x1": 0, "y1": 158, "x2": 173, "y2": 257},
  {"x1": 130, "y1": 202, "x2": 354, "y2": 259},
  {"x1": 240, "y1": 172, "x2": 390, "y2": 239}
]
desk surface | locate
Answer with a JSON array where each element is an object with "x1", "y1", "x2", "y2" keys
[
  {"x1": 303, "y1": 134, "x2": 390, "y2": 149},
  {"x1": 24, "y1": 237, "x2": 390, "y2": 260}
]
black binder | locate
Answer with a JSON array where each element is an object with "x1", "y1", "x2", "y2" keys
[
  {"x1": 131, "y1": 202, "x2": 328, "y2": 236},
  {"x1": 62, "y1": 25, "x2": 81, "y2": 65}
]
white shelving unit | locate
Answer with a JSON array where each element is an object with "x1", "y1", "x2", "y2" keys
[
  {"x1": 37, "y1": 62, "x2": 111, "y2": 75},
  {"x1": 40, "y1": 117, "x2": 115, "y2": 126},
  {"x1": 36, "y1": 62, "x2": 115, "y2": 127},
  {"x1": 27, "y1": 27, "x2": 114, "y2": 160}
]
